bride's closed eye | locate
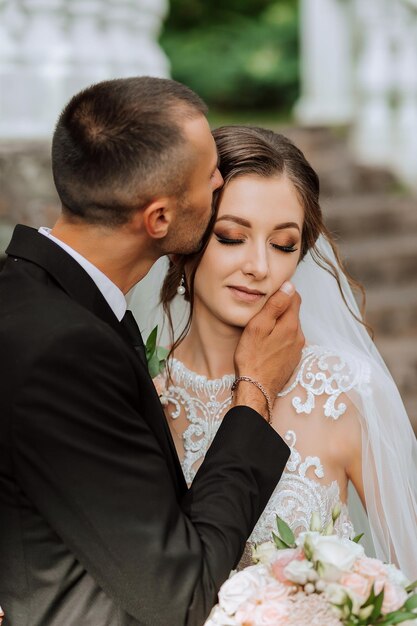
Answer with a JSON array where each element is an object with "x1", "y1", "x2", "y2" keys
[
  {"x1": 271, "y1": 242, "x2": 298, "y2": 253},
  {"x1": 215, "y1": 234, "x2": 245, "y2": 245},
  {"x1": 214, "y1": 232, "x2": 299, "y2": 253}
]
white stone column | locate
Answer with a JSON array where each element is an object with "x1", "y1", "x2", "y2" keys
[
  {"x1": 0, "y1": 0, "x2": 71, "y2": 138},
  {"x1": 351, "y1": 0, "x2": 395, "y2": 167},
  {"x1": 391, "y1": 2, "x2": 417, "y2": 189},
  {"x1": 128, "y1": 0, "x2": 170, "y2": 78},
  {"x1": 65, "y1": 0, "x2": 110, "y2": 98},
  {"x1": 294, "y1": 0, "x2": 354, "y2": 125},
  {"x1": 101, "y1": 0, "x2": 169, "y2": 79}
]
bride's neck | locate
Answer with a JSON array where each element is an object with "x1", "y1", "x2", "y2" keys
[{"x1": 173, "y1": 309, "x2": 241, "y2": 379}]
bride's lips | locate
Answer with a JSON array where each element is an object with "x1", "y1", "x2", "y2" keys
[{"x1": 227, "y1": 285, "x2": 266, "y2": 303}]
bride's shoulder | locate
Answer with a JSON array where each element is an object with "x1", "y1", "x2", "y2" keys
[{"x1": 277, "y1": 343, "x2": 372, "y2": 420}]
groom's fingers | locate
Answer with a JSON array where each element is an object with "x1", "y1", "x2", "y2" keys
[
  {"x1": 263, "y1": 281, "x2": 298, "y2": 325},
  {"x1": 249, "y1": 281, "x2": 300, "y2": 337},
  {"x1": 234, "y1": 281, "x2": 304, "y2": 408}
]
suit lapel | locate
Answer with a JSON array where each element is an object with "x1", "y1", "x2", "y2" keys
[{"x1": 6, "y1": 225, "x2": 186, "y2": 493}]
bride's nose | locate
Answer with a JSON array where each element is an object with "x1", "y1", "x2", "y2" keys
[{"x1": 241, "y1": 243, "x2": 269, "y2": 279}]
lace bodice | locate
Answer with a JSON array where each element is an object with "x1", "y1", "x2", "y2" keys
[{"x1": 158, "y1": 345, "x2": 368, "y2": 546}]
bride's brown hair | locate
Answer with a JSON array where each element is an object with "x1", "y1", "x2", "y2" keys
[{"x1": 161, "y1": 125, "x2": 370, "y2": 355}]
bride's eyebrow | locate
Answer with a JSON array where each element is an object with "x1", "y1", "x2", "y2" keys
[{"x1": 216, "y1": 215, "x2": 300, "y2": 232}]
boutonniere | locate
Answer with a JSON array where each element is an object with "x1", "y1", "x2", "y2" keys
[{"x1": 145, "y1": 326, "x2": 169, "y2": 378}]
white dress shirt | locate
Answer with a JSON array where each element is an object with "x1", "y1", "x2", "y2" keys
[{"x1": 38, "y1": 227, "x2": 127, "y2": 321}]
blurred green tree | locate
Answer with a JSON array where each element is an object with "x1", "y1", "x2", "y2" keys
[{"x1": 160, "y1": 0, "x2": 299, "y2": 114}]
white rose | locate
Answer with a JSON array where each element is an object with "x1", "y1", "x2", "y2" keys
[
  {"x1": 313, "y1": 536, "x2": 364, "y2": 574},
  {"x1": 218, "y1": 565, "x2": 270, "y2": 615},
  {"x1": 284, "y1": 559, "x2": 315, "y2": 585},
  {"x1": 252, "y1": 541, "x2": 277, "y2": 565},
  {"x1": 204, "y1": 605, "x2": 238, "y2": 626}
]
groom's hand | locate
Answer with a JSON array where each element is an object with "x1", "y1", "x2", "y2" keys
[{"x1": 232, "y1": 281, "x2": 304, "y2": 420}]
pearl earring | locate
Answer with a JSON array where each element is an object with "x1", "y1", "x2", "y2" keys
[{"x1": 177, "y1": 274, "x2": 186, "y2": 296}]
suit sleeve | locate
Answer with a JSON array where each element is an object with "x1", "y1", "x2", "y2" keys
[{"x1": 13, "y1": 323, "x2": 290, "y2": 626}]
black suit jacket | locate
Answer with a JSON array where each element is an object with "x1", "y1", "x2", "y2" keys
[{"x1": 0, "y1": 225, "x2": 290, "y2": 626}]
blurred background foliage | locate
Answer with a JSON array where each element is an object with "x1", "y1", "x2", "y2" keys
[{"x1": 160, "y1": 0, "x2": 299, "y2": 119}]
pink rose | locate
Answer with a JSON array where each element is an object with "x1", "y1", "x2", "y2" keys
[
  {"x1": 271, "y1": 548, "x2": 304, "y2": 584},
  {"x1": 235, "y1": 597, "x2": 289, "y2": 626},
  {"x1": 259, "y1": 582, "x2": 291, "y2": 603},
  {"x1": 379, "y1": 581, "x2": 408, "y2": 614},
  {"x1": 340, "y1": 572, "x2": 371, "y2": 602},
  {"x1": 354, "y1": 557, "x2": 387, "y2": 581}
]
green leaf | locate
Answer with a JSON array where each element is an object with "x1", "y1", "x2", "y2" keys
[
  {"x1": 275, "y1": 515, "x2": 295, "y2": 547},
  {"x1": 376, "y1": 613, "x2": 417, "y2": 625},
  {"x1": 345, "y1": 593, "x2": 353, "y2": 613},
  {"x1": 362, "y1": 584, "x2": 376, "y2": 608},
  {"x1": 370, "y1": 586, "x2": 385, "y2": 622},
  {"x1": 145, "y1": 326, "x2": 158, "y2": 359},
  {"x1": 352, "y1": 533, "x2": 364, "y2": 544},
  {"x1": 404, "y1": 593, "x2": 417, "y2": 611},
  {"x1": 272, "y1": 532, "x2": 291, "y2": 550},
  {"x1": 147, "y1": 353, "x2": 160, "y2": 379},
  {"x1": 405, "y1": 580, "x2": 417, "y2": 593}
]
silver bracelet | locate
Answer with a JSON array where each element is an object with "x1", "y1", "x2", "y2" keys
[{"x1": 231, "y1": 376, "x2": 273, "y2": 424}]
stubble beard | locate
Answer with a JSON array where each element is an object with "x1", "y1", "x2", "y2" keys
[{"x1": 159, "y1": 196, "x2": 213, "y2": 256}]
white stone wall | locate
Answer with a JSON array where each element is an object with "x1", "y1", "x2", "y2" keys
[{"x1": 0, "y1": 0, "x2": 170, "y2": 139}]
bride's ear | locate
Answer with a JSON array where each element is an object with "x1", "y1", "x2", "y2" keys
[{"x1": 142, "y1": 198, "x2": 176, "y2": 240}]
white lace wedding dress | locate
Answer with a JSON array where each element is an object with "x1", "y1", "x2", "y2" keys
[{"x1": 157, "y1": 344, "x2": 370, "y2": 560}]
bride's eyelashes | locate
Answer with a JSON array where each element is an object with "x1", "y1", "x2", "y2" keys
[
  {"x1": 215, "y1": 234, "x2": 244, "y2": 245},
  {"x1": 214, "y1": 233, "x2": 298, "y2": 253},
  {"x1": 271, "y1": 243, "x2": 298, "y2": 253}
]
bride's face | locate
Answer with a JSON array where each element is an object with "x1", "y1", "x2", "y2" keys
[{"x1": 192, "y1": 173, "x2": 303, "y2": 328}]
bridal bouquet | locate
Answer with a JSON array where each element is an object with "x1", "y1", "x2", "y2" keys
[{"x1": 204, "y1": 508, "x2": 417, "y2": 626}]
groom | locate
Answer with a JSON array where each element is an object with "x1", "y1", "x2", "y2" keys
[{"x1": 0, "y1": 77, "x2": 303, "y2": 625}]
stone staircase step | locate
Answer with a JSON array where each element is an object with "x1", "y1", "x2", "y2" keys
[
  {"x1": 323, "y1": 194, "x2": 417, "y2": 239},
  {"x1": 283, "y1": 126, "x2": 399, "y2": 196},
  {"x1": 395, "y1": 392, "x2": 417, "y2": 435},
  {"x1": 364, "y1": 282, "x2": 417, "y2": 336},
  {"x1": 376, "y1": 336, "x2": 417, "y2": 394},
  {"x1": 338, "y1": 233, "x2": 417, "y2": 286}
]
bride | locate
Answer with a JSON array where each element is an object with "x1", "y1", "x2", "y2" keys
[{"x1": 152, "y1": 125, "x2": 417, "y2": 578}]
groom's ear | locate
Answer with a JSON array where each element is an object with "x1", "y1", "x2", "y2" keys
[{"x1": 140, "y1": 197, "x2": 175, "y2": 240}]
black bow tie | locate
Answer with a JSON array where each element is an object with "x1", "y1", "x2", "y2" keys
[{"x1": 120, "y1": 310, "x2": 147, "y2": 367}]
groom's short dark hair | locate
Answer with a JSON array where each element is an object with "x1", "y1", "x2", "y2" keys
[{"x1": 51, "y1": 76, "x2": 208, "y2": 226}]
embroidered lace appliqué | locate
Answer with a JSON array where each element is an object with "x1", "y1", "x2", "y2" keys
[
  {"x1": 163, "y1": 358, "x2": 234, "y2": 485},
  {"x1": 162, "y1": 345, "x2": 358, "y2": 542},
  {"x1": 278, "y1": 345, "x2": 371, "y2": 419},
  {"x1": 247, "y1": 429, "x2": 354, "y2": 545}
]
